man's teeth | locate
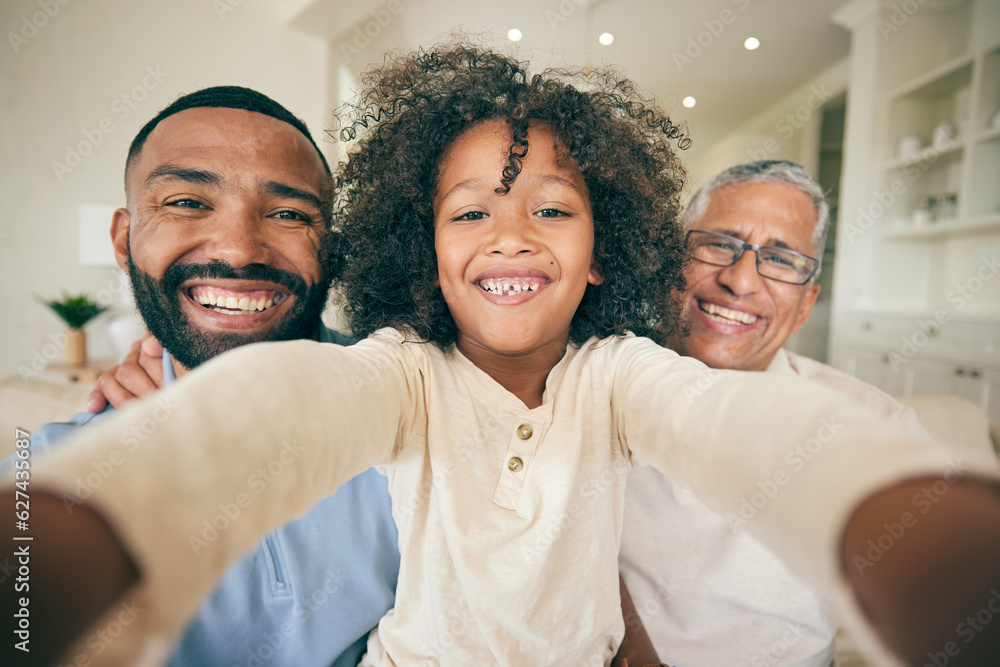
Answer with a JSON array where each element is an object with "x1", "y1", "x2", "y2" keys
[
  {"x1": 699, "y1": 302, "x2": 759, "y2": 325},
  {"x1": 479, "y1": 278, "x2": 542, "y2": 296},
  {"x1": 193, "y1": 293, "x2": 276, "y2": 313}
]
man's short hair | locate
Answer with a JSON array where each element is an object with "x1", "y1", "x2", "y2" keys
[
  {"x1": 682, "y1": 160, "x2": 830, "y2": 276},
  {"x1": 125, "y1": 85, "x2": 331, "y2": 181}
]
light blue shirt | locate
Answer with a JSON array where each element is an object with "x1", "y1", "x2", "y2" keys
[{"x1": 4, "y1": 328, "x2": 400, "y2": 666}]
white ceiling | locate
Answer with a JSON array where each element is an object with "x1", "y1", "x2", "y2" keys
[{"x1": 293, "y1": 0, "x2": 852, "y2": 160}]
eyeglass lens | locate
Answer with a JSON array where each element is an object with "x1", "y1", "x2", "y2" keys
[{"x1": 688, "y1": 231, "x2": 816, "y2": 284}]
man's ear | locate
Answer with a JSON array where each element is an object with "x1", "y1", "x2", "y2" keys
[
  {"x1": 110, "y1": 208, "x2": 131, "y2": 274},
  {"x1": 791, "y1": 283, "x2": 821, "y2": 333}
]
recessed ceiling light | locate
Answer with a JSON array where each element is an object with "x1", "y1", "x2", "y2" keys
[
  {"x1": 744, "y1": 37, "x2": 760, "y2": 50},
  {"x1": 682, "y1": 96, "x2": 696, "y2": 108},
  {"x1": 598, "y1": 32, "x2": 614, "y2": 46},
  {"x1": 507, "y1": 28, "x2": 523, "y2": 42}
]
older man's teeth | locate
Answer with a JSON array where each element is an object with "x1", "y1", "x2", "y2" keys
[
  {"x1": 699, "y1": 302, "x2": 758, "y2": 325},
  {"x1": 479, "y1": 278, "x2": 542, "y2": 296}
]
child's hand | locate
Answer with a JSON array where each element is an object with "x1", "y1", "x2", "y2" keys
[
  {"x1": 841, "y1": 476, "x2": 1000, "y2": 665},
  {"x1": 88, "y1": 334, "x2": 166, "y2": 412}
]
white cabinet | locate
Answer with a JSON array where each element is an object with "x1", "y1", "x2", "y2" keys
[{"x1": 836, "y1": 313, "x2": 1000, "y2": 420}]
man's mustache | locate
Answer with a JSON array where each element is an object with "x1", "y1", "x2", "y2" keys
[{"x1": 160, "y1": 262, "x2": 309, "y2": 299}]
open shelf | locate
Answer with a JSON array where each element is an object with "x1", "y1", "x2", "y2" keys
[{"x1": 882, "y1": 214, "x2": 1000, "y2": 240}]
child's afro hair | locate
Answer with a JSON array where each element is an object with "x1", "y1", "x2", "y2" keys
[{"x1": 329, "y1": 41, "x2": 690, "y2": 348}]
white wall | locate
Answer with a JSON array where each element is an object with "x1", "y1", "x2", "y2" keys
[
  {"x1": 686, "y1": 57, "x2": 849, "y2": 195},
  {"x1": 0, "y1": 0, "x2": 329, "y2": 379}
]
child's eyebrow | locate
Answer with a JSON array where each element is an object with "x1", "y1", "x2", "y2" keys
[
  {"x1": 437, "y1": 174, "x2": 583, "y2": 205},
  {"x1": 436, "y1": 177, "x2": 495, "y2": 204}
]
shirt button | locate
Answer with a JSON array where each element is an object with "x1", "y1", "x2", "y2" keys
[
  {"x1": 507, "y1": 456, "x2": 524, "y2": 472},
  {"x1": 516, "y1": 424, "x2": 533, "y2": 440}
]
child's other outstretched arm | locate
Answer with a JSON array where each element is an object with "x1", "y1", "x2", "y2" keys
[{"x1": 612, "y1": 338, "x2": 1000, "y2": 666}]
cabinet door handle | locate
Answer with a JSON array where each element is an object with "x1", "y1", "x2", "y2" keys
[
  {"x1": 970, "y1": 369, "x2": 981, "y2": 379},
  {"x1": 955, "y1": 367, "x2": 966, "y2": 377}
]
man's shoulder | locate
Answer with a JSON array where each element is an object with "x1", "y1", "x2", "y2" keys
[
  {"x1": 0, "y1": 409, "x2": 113, "y2": 476},
  {"x1": 784, "y1": 351, "x2": 914, "y2": 423},
  {"x1": 320, "y1": 326, "x2": 358, "y2": 347}
]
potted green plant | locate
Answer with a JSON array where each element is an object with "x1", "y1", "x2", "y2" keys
[{"x1": 39, "y1": 293, "x2": 107, "y2": 367}]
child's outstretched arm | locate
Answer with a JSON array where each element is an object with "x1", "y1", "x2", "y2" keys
[
  {"x1": 1, "y1": 335, "x2": 413, "y2": 665},
  {"x1": 839, "y1": 477, "x2": 1000, "y2": 665}
]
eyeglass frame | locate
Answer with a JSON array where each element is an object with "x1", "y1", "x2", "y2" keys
[{"x1": 685, "y1": 229, "x2": 820, "y2": 286}]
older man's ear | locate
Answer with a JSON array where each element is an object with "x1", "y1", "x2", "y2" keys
[{"x1": 791, "y1": 283, "x2": 821, "y2": 333}]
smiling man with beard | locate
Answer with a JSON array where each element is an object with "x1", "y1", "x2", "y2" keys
[{"x1": 2, "y1": 86, "x2": 399, "y2": 667}]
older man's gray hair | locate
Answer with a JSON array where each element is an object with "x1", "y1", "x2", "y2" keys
[{"x1": 682, "y1": 160, "x2": 830, "y2": 276}]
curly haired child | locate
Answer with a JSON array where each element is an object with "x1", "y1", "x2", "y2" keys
[{"x1": 16, "y1": 42, "x2": 1000, "y2": 667}]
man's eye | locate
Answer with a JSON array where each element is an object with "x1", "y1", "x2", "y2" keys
[
  {"x1": 763, "y1": 252, "x2": 794, "y2": 267},
  {"x1": 455, "y1": 211, "x2": 487, "y2": 221},
  {"x1": 537, "y1": 208, "x2": 569, "y2": 218},
  {"x1": 166, "y1": 199, "x2": 206, "y2": 209}
]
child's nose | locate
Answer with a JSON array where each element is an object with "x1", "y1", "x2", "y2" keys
[{"x1": 486, "y1": 213, "x2": 539, "y2": 257}]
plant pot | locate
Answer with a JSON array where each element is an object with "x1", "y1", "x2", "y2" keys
[{"x1": 65, "y1": 328, "x2": 87, "y2": 367}]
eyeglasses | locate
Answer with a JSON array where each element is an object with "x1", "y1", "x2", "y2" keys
[{"x1": 686, "y1": 230, "x2": 819, "y2": 285}]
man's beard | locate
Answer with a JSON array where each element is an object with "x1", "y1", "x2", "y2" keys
[{"x1": 127, "y1": 251, "x2": 329, "y2": 371}]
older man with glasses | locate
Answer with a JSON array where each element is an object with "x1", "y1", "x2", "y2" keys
[{"x1": 618, "y1": 160, "x2": 928, "y2": 666}]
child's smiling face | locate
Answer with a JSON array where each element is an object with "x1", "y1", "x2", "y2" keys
[{"x1": 434, "y1": 120, "x2": 602, "y2": 367}]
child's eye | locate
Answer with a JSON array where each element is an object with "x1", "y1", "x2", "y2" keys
[
  {"x1": 273, "y1": 209, "x2": 313, "y2": 223},
  {"x1": 454, "y1": 211, "x2": 488, "y2": 222},
  {"x1": 536, "y1": 208, "x2": 570, "y2": 218}
]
